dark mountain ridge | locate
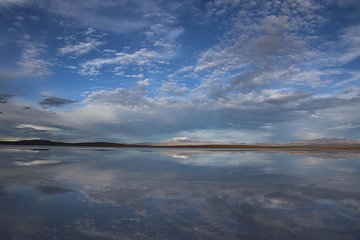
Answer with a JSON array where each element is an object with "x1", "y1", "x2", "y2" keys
[{"x1": 0, "y1": 138, "x2": 359, "y2": 150}]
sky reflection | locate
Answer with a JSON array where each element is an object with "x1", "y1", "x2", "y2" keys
[{"x1": 0, "y1": 147, "x2": 359, "y2": 239}]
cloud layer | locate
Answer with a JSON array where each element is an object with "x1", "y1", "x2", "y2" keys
[{"x1": 0, "y1": 0, "x2": 359, "y2": 142}]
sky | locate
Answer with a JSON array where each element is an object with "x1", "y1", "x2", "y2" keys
[{"x1": 0, "y1": 0, "x2": 359, "y2": 143}]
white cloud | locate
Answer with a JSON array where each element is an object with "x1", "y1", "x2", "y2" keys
[
  {"x1": 114, "y1": 71, "x2": 144, "y2": 79},
  {"x1": 16, "y1": 43, "x2": 51, "y2": 78},
  {"x1": 79, "y1": 48, "x2": 159, "y2": 76},
  {"x1": 145, "y1": 23, "x2": 184, "y2": 56},
  {"x1": 160, "y1": 82, "x2": 188, "y2": 96},
  {"x1": 14, "y1": 160, "x2": 61, "y2": 166},
  {"x1": 59, "y1": 39, "x2": 104, "y2": 56},
  {"x1": 0, "y1": 19, "x2": 51, "y2": 79},
  {"x1": 174, "y1": 65, "x2": 193, "y2": 74},
  {"x1": 176, "y1": 129, "x2": 272, "y2": 143},
  {"x1": 0, "y1": 0, "x2": 26, "y2": 7},
  {"x1": 84, "y1": 80, "x2": 149, "y2": 106},
  {"x1": 16, "y1": 124, "x2": 62, "y2": 131},
  {"x1": 23, "y1": 0, "x2": 179, "y2": 34},
  {"x1": 1, "y1": 84, "x2": 360, "y2": 142}
]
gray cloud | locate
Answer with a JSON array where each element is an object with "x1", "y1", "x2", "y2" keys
[
  {"x1": 266, "y1": 92, "x2": 313, "y2": 105},
  {"x1": 1, "y1": 84, "x2": 360, "y2": 142},
  {"x1": 84, "y1": 80, "x2": 149, "y2": 106},
  {"x1": 4, "y1": 0, "x2": 182, "y2": 34},
  {"x1": 1, "y1": 18, "x2": 52, "y2": 79},
  {"x1": 39, "y1": 96, "x2": 76, "y2": 107},
  {"x1": 0, "y1": 0, "x2": 27, "y2": 9},
  {"x1": 0, "y1": 93, "x2": 15, "y2": 103},
  {"x1": 296, "y1": 96, "x2": 360, "y2": 112}
]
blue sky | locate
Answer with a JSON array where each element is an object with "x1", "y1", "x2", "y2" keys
[{"x1": 0, "y1": 0, "x2": 359, "y2": 143}]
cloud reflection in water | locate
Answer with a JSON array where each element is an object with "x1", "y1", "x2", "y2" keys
[{"x1": 0, "y1": 147, "x2": 359, "y2": 239}]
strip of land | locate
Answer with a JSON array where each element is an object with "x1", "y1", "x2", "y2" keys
[{"x1": 0, "y1": 139, "x2": 359, "y2": 150}]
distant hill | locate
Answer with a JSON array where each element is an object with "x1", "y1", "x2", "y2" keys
[
  {"x1": 0, "y1": 138, "x2": 359, "y2": 150},
  {"x1": 0, "y1": 140, "x2": 66, "y2": 146},
  {"x1": 0, "y1": 139, "x2": 129, "y2": 147},
  {"x1": 304, "y1": 138, "x2": 360, "y2": 145}
]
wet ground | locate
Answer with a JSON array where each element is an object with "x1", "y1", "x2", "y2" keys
[{"x1": 0, "y1": 146, "x2": 359, "y2": 239}]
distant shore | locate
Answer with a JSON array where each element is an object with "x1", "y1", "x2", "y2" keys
[{"x1": 0, "y1": 140, "x2": 359, "y2": 150}]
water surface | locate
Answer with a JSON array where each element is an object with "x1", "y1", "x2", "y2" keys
[{"x1": 0, "y1": 146, "x2": 360, "y2": 239}]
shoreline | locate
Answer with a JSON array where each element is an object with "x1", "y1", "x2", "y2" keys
[{"x1": 0, "y1": 143, "x2": 360, "y2": 151}]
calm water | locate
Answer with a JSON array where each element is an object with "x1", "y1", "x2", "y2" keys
[{"x1": 0, "y1": 147, "x2": 360, "y2": 240}]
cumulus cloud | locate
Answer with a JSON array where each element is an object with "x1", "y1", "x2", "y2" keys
[
  {"x1": 183, "y1": 0, "x2": 355, "y2": 100},
  {"x1": 194, "y1": 14, "x2": 303, "y2": 76}
]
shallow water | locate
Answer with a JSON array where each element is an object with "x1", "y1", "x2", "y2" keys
[{"x1": 0, "y1": 146, "x2": 360, "y2": 240}]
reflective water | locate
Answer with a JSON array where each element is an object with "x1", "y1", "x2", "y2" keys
[{"x1": 0, "y1": 147, "x2": 360, "y2": 240}]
